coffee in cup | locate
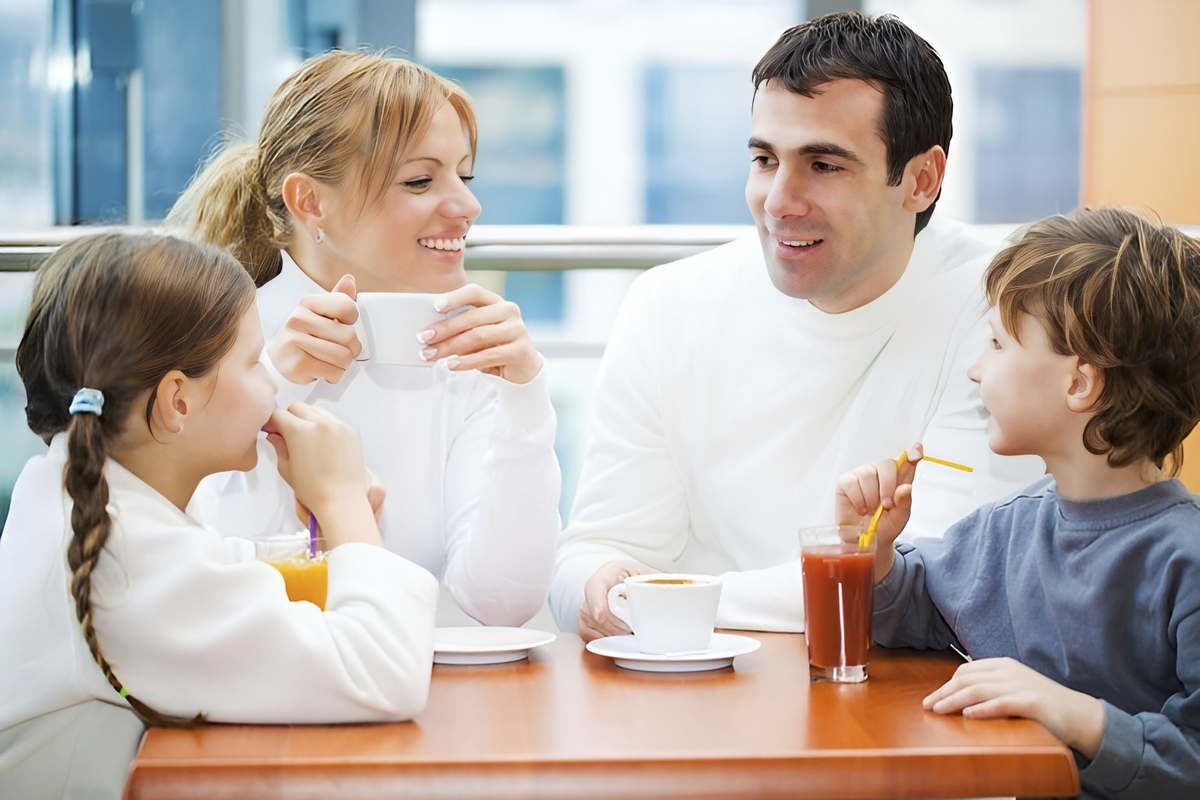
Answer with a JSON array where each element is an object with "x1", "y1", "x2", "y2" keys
[{"x1": 606, "y1": 573, "x2": 721, "y2": 655}]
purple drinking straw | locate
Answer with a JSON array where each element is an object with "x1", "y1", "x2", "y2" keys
[{"x1": 308, "y1": 512, "x2": 318, "y2": 557}]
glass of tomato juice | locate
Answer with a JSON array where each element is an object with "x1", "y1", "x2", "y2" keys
[{"x1": 799, "y1": 525, "x2": 874, "y2": 683}]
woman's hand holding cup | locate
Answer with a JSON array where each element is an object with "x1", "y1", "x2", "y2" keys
[
  {"x1": 418, "y1": 283, "x2": 544, "y2": 385},
  {"x1": 264, "y1": 403, "x2": 382, "y2": 548},
  {"x1": 267, "y1": 274, "x2": 363, "y2": 385}
]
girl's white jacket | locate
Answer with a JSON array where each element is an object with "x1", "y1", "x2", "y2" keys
[{"x1": 0, "y1": 433, "x2": 438, "y2": 799}]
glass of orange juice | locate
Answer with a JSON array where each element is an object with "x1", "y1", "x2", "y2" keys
[{"x1": 255, "y1": 535, "x2": 328, "y2": 610}]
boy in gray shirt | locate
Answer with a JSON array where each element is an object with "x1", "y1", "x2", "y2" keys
[{"x1": 836, "y1": 207, "x2": 1200, "y2": 799}]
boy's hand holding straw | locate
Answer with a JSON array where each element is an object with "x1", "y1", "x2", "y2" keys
[{"x1": 835, "y1": 443, "x2": 972, "y2": 581}]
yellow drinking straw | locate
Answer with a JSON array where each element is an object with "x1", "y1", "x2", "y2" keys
[
  {"x1": 920, "y1": 455, "x2": 974, "y2": 472},
  {"x1": 858, "y1": 451, "x2": 973, "y2": 548}
]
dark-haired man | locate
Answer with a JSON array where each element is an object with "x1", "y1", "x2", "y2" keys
[{"x1": 550, "y1": 12, "x2": 1046, "y2": 639}]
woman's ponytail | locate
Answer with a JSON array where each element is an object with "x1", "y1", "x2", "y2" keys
[{"x1": 167, "y1": 143, "x2": 283, "y2": 286}]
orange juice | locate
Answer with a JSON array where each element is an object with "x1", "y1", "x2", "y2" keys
[{"x1": 268, "y1": 554, "x2": 328, "y2": 610}]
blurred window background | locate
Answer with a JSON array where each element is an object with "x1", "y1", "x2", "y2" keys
[
  {"x1": 430, "y1": 64, "x2": 569, "y2": 321},
  {"x1": 0, "y1": 0, "x2": 1087, "y2": 527}
]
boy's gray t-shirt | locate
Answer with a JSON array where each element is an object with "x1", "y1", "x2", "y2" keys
[{"x1": 875, "y1": 475, "x2": 1200, "y2": 799}]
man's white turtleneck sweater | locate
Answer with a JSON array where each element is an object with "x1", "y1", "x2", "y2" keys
[{"x1": 551, "y1": 218, "x2": 1046, "y2": 632}]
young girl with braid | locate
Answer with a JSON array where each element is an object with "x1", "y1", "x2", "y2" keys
[{"x1": 0, "y1": 233, "x2": 438, "y2": 800}]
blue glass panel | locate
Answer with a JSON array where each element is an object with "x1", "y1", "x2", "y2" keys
[
  {"x1": 74, "y1": 0, "x2": 132, "y2": 222},
  {"x1": 645, "y1": 64, "x2": 754, "y2": 224},
  {"x1": 429, "y1": 66, "x2": 566, "y2": 225},
  {"x1": 287, "y1": 0, "x2": 416, "y2": 60},
  {"x1": 140, "y1": 0, "x2": 222, "y2": 219},
  {"x1": 429, "y1": 65, "x2": 567, "y2": 321},
  {"x1": 74, "y1": 0, "x2": 223, "y2": 222},
  {"x1": 975, "y1": 67, "x2": 1081, "y2": 224}
]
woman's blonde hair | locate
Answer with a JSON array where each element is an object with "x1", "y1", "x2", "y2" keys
[{"x1": 168, "y1": 50, "x2": 478, "y2": 286}]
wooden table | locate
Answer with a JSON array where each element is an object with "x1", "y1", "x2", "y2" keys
[{"x1": 123, "y1": 632, "x2": 1079, "y2": 799}]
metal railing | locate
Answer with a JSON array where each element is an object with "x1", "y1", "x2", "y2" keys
[
  {"x1": 6, "y1": 222, "x2": 1200, "y2": 273},
  {"x1": 6, "y1": 221, "x2": 1198, "y2": 358},
  {"x1": 0, "y1": 224, "x2": 756, "y2": 274},
  {"x1": 0, "y1": 225, "x2": 758, "y2": 361}
]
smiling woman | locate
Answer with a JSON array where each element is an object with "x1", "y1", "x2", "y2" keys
[
  {"x1": 168, "y1": 50, "x2": 561, "y2": 629},
  {"x1": 167, "y1": 51, "x2": 479, "y2": 289},
  {"x1": 276, "y1": 99, "x2": 481, "y2": 295}
]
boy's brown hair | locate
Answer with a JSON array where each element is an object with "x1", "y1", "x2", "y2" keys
[{"x1": 984, "y1": 207, "x2": 1200, "y2": 474}]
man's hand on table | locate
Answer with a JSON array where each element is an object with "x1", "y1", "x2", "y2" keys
[{"x1": 579, "y1": 559, "x2": 658, "y2": 642}]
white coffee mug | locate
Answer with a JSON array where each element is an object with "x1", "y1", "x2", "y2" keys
[
  {"x1": 354, "y1": 292, "x2": 461, "y2": 367},
  {"x1": 606, "y1": 573, "x2": 722, "y2": 655}
]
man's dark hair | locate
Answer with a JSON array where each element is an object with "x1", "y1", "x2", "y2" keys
[{"x1": 753, "y1": 11, "x2": 952, "y2": 235}]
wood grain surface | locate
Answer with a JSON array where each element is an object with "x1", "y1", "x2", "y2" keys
[{"x1": 123, "y1": 632, "x2": 1078, "y2": 799}]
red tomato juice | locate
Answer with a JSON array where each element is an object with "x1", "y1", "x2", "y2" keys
[{"x1": 801, "y1": 545, "x2": 875, "y2": 668}]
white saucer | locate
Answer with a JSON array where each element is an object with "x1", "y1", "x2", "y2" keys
[
  {"x1": 433, "y1": 627, "x2": 556, "y2": 665},
  {"x1": 585, "y1": 633, "x2": 761, "y2": 672}
]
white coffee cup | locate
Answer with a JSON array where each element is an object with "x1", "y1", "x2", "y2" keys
[
  {"x1": 606, "y1": 573, "x2": 722, "y2": 655},
  {"x1": 354, "y1": 292, "x2": 462, "y2": 367}
]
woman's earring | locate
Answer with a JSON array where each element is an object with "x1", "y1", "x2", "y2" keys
[{"x1": 314, "y1": 228, "x2": 325, "y2": 244}]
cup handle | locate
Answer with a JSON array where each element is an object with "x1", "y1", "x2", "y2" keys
[
  {"x1": 606, "y1": 582, "x2": 632, "y2": 627},
  {"x1": 353, "y1": 303, "x2": 372, "y2": 362}
]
